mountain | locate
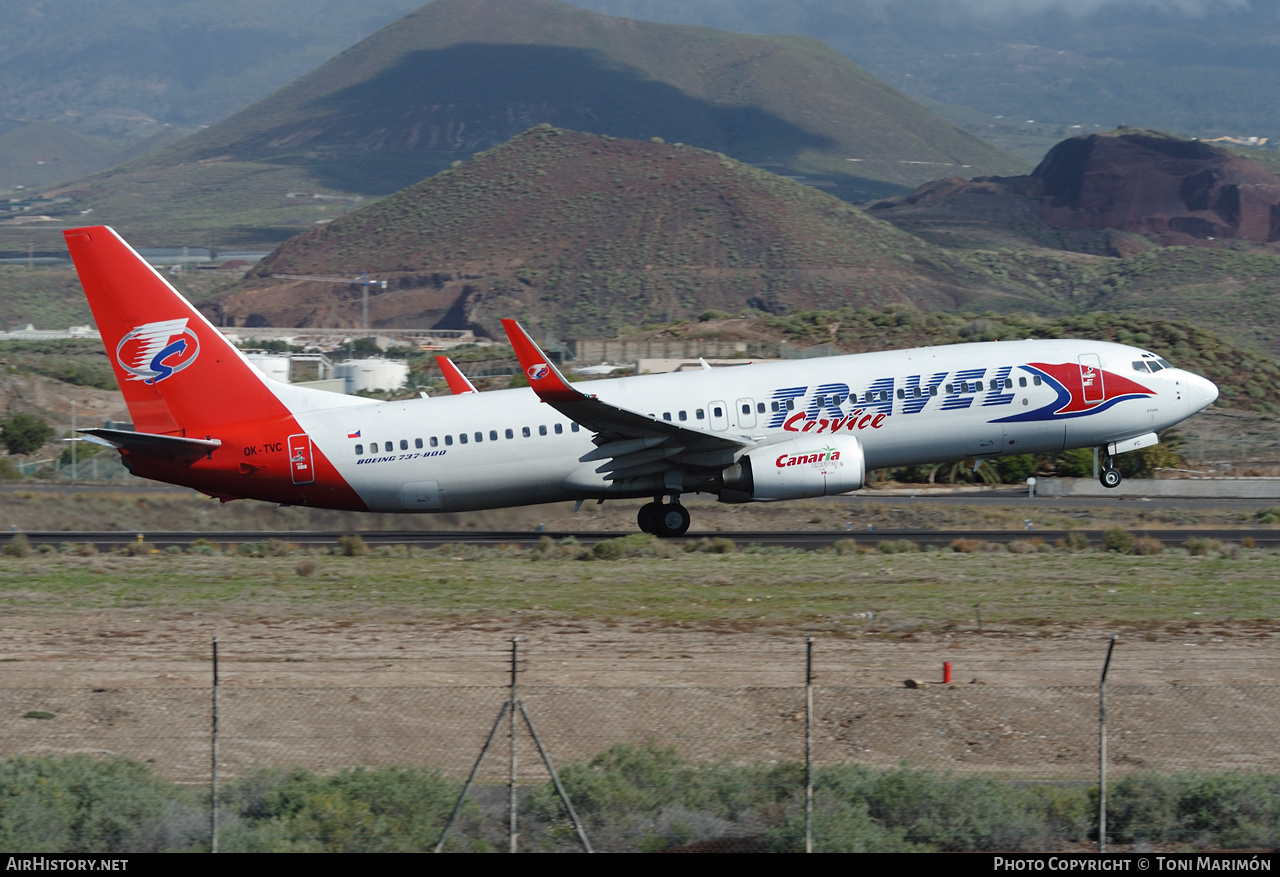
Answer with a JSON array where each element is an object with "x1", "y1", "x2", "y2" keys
[
  {"x1": 570, "y1": 1, "x2": 1280, "y2": 160},
  {"x1": 867, "y1": 131, "x2": 1280, "y2": 253},
  {"x1": 15, "y1": 0, "x2": 1024, "y2": 251},
  {"x1": 220, "y1": 128, "x2": 1280, "y2": 357},
  {"x1": 222, "y1": 127, "x2": 1048, "y2": 338},
  {"x1": 0, "y1": 0, "x2": 425, "y2": 142},
  {"x1": 0, "y1": 122, "x2": 122, "y2": 191}
]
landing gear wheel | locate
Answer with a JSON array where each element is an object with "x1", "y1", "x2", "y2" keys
[
  {"x1": 1100, "y1": 468, "x2": 1122, "y2": 489},
  {"x1": 637, "y1": 502, "x2": 660, "y2": 534},
  {"x1": 654, "y1": 502, "x2": 691, "y2": 538}
]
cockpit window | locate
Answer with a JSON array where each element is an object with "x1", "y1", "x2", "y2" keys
[
  {"x1": 1133, "y1": 361, "x2": 1151, "y2": 373},
  {"x1": 1156, "y1": 358, "x2": 1172, "y2": 369}
]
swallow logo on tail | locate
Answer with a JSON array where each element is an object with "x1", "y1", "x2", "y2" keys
[{"x1": 116, "y1": 319, "x2": 200, "y2": 384}]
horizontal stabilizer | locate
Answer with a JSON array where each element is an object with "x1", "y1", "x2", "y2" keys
[{"x1": 79, "y1": 428, "x2": 221, "y2": 460}]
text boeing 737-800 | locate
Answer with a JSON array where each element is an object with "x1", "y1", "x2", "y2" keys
[{"x1": 65, "y1": 226, "x2": 1219, "y2": 536}]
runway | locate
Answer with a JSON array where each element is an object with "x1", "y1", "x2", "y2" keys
[{"x1": 5, "y1": 527, "x2": 1278, "y2": 551}]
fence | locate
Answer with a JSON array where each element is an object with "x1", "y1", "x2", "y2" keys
[{"x1": 0, "y1": 638, "x2": 1278, "y2": 852}]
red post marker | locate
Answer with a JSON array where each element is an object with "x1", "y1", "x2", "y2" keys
[{"x1": 943, "y1": 661, "x2": 952, "y2": 684}]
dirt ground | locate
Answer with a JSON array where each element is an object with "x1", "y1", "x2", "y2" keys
[{"x1": 0, "y1": 610, "x2": 1275, "y2": 784}]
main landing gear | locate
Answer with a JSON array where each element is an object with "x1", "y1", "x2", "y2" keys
[
  {"x1": 1099, "y1": 450, "x2": 1122, "y2": 489},
  {"x1": 637, "y1": 496, "x2": 691, "y2": 537}
]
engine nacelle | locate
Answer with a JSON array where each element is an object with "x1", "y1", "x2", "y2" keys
[{"x1": 721, "y1": 435, "x2": 865, "y2": 502}]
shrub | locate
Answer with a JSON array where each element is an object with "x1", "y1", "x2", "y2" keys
[
  {"x1": 189, "y1": 538, "x2": 217, "y2": 555},
  {"x1": 2, "y1": 533, "x2": 30, "y2": 557},
  {"x1": 877, "y1": 540, "x2": 919, "y2": 554},
  {"x1": 337, "y1": 534, "x2": 368, "y2": 557},
  {"x1": 1102, "y1": 529, "x2": 1133, "y2": 553},
  {"x1": 219, "y1": 766, "x2": 461, "y2": 853},
  {"x1": 1059, "y1": 531, "x2": 1091, "y2": 551},
  {"x1": 950, "y1": 538, "x2": 998, "y2": 553},
  {"x1": 1183, "y1": 538, "x2": 1221, "y2": 556},
  {"x1": 295, "y1": 559, "x2": 319, "y2": 577},
  {"x1": 1130, "y1": 536, "x2": 1164, "y2": 555},
  {"x1": 0, "y1": 754, "x2": 199, "y2": 853}
]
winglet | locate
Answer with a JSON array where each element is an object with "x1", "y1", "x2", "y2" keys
[
  {"x1": 501, "y1": 318, "x2": 582, "y2": 402},
  {"x1": 435, "y1": 355, "x2": 478, "y2": 394}
]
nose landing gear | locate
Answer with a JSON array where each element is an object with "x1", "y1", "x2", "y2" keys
[{"x1": 637, "y1": 496, "x2": 691, "y2": 537}]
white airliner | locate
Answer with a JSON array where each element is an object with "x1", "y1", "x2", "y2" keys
[{"x1": 65, "y1": 225, "x2": 1219, "y2": 536}]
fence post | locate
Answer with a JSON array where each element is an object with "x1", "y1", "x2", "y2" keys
[
  {"x1": 805, "y1": 636, "x2": 814, "y2": 854},
  {"x1": 509, "y1": 636, "x2": 519, "y2": 854},
  {"x1": 210, "y1": 637, "x2": 219, "y2": 854},
  {"x1": 1098, "y1": 635, "x2": 1117, "y2": 854}
]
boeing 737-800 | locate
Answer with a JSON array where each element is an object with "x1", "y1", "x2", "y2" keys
[{"x1": 65, "y1": 226, "x2": 1219, "y2": 537}]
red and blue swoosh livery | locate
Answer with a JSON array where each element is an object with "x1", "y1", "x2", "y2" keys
[{"x1": 994, "y1": 362, "x2": 1154, "y2": 423}]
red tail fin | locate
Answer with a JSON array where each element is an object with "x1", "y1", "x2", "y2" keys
[
  {"x1": 435, "y1": 355, "x2": 478, "y2": 394},
  {"x1": 64, "y1": 226, "x2": 290, "y2": 435}
]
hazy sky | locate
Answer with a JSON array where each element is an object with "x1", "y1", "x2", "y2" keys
[{"x1": 920, "y1": 0, "x2": 1251, "y2": 15}]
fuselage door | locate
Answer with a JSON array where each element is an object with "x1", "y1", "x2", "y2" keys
[
  {"x1": 1079, "y1": 354, "x2": 1105, "y2": 406},
  {"x1": 288, "y1": 433, "x2": 315, "y2": 485},
  {"x1": 736, "y1": 398, "x2": 757, "y2": 429},
  {"x1": 709, "y1": 401, "x2": 729, "y2": 431}
]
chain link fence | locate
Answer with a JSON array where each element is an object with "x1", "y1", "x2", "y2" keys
[{"x1": 0, "y1": 642, "x2": 1278, "y2": 852}]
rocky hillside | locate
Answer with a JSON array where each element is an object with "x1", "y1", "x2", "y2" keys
[
  {"x1": 869, "y1": 131, "x2": 1280, "y2": 253},
  {"x1": 226, "y1": 127, "x2": 1050, "y2": 338}
]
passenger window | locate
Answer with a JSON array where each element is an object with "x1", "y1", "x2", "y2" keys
[
  {"x1": 385, "y1": 442, "x2": 393, "y2": 453},
  {"x1": 445, "y1": 435, "x2": 453, "y2": 446},
  {"x1": 929, "y1": 386, "x2": 938, "y2": 396},
  {"x1": 554, "y1": 424, "x2": 563, "y2": 434},
  {"x1": 490, "y1": 430, "x2": 498, "y2": 441},
  {"x1": 415, "y1": 438, "x2": 423, "y2": 449},
  {"x1": 771, "y1": 401, "x2": 779, "y2": 412},
  {"x1": 696, "y1": 409, "x2": 705, "y2": 419},
  {"x1": 786, "y1": 400, "x2": 795, "y2": 410},
  {"x1": 474, "y1": 432, "x2": 482, "y2": 442},
  {"x1": 539, "y1": 425, "x2": 548, "y2": 436},
  {"x1": 946, "y1": 384, "x2": 954, "y2": 393},
  {"x1": 1033, "y1": 376, "x2": 1042, "y2": 386},
  {"x1": 678, "y1": 411, "x2": 687, "y2": 421},
  {"x1": 1005, "y1": 379, "x2": 1013, "y2": 389},
  {"x1": 757, "y1": 402, "x2": 766, "y2": 413},
  {"x1": 505, "y1": 428, "x2": 514, "y2": 439},
  {"x1": 459, "y1": 434, "x2": 468, "y2": 444},
  {"x1": 522, "y1": 427, "x2": 531, "y2": 438},
  {"x1": 989, "y1": 380, "x2": 998, "y2": 391},
  {"x1": 896, "y1": 389, "x2": 904, "y2": 399},
  {"x1": 713, "y1": 406, "x2": 723, "y2": 417},
  {"x1": 816, "y1": 396, "x2": 827, "y2": 407},
  {"x1": 664, "y1": 412, "x2": 672, "y2": 421},
  {"x1": 571, "y1": 423, "x2": 580, "y2": 432},
  {"x1": 355, "y1": 444, "x2": 363, "y2": 455},
  {"x1": 741, "y1": 404, "x2": 750, "y2": 415},
  {"x1": 400, "y1": 439, "x2": 408, "y2": 450},
  {"x1": 430, "y1": 437, "x2": 439, "y2": 447},
  {"x1": 1019, "y1": 377, "x2": 1027, "y2": 388}
]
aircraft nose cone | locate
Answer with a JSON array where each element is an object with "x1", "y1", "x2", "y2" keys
[{"x1": 1186, "y1": 372, "x2": 1219, "y2": 413}]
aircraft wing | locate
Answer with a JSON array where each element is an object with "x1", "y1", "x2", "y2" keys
[
  {"x1": 79, "y1": 428, "x2": 221, "y2": 461},
  {"x1": 435, "y1": 356, "x2": 478, "y2": 394},
  {"x1": 501, "y1": 320, "x2": 749, "y2": 479}
]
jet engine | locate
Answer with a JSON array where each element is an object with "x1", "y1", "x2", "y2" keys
[{"x1": 720, "y1": 434, "x2": 865, "y2": 502}]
